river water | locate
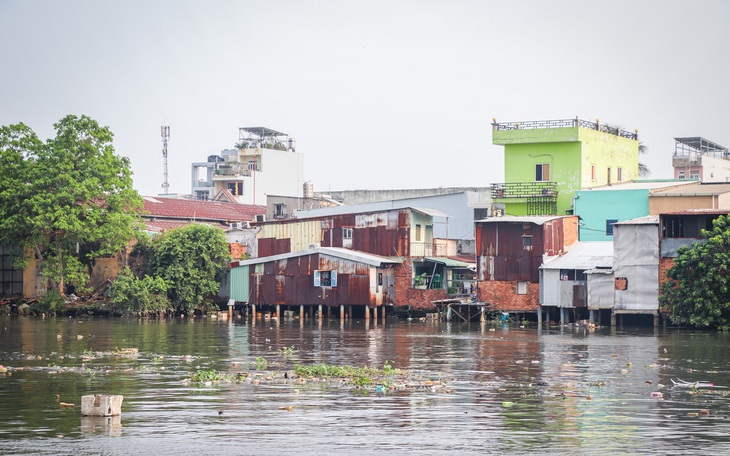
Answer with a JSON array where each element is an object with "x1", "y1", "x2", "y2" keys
[{"x1": 1, "y1": 316, "x2": 729, "y2": 455}]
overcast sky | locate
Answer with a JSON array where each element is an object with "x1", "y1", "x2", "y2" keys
[{"x1": 1, "y1": 1, "x2": 728, "y2": 197}]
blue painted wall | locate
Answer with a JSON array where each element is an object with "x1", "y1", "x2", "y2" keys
[{"x1": 574, "y1": 189, "x2": 649, "y2": 241}]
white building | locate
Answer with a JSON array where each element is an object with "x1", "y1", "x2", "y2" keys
[{"x1": 191, "y1": 127, "x2": 305, "y2": 205}]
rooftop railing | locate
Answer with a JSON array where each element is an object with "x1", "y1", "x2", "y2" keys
[{"x1": 491, "y1": 118, "x2": 638, "y2": 140}]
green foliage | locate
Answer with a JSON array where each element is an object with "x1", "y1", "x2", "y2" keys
[
  {"x1": 293, "y1": 362, "x2": 406, "y2": 387},
  {"x1": 254, "y1": 356, "x2": 269, "y2": 370},
  {"x1": 109, "y1": 267, "x2": 170, "y2": 315},
  {"x1": 33, "y1": 290, "x2": 66, "y2": 314},
  {"x1": 190, "y1": 370, "x2": 234, "y2": 384},
  {"x1": 148, "y1": 223, "x2": 231, "y2": 313},
  {"x1": 0, "y1": 115, "x2": 144, "y2": 293},
  {"x1": 660, "y1": 215, "x2": 730, "y2": 330}
]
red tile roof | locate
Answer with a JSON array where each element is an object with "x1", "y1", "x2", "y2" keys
[{"x1": 142, "y1": 196, "x2": 266, "y2": 222}]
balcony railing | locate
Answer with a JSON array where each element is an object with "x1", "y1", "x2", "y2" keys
[
  {"x1": 213, "y1": 163, "x2": 252, "y2": 177},
  {"x1": 491, "y1": 182, "x2": 558, "y2": 200},
  {"x1": 410, "y1": 243, "x2": 449, "y2": 258},
  {"x1": 491, "y1": 117, "x2": 638, "y2": 140}
]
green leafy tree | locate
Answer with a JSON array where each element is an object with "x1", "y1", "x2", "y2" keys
[
  {"x1": 149, "y1": 223, "x2": 231, "y2": 313},
  {"x1": 0, "y1": 115, "x2": 144, "y2": 294},
  {"x1": 659, "y1": 215, "x2": 730, "y2": 330}
]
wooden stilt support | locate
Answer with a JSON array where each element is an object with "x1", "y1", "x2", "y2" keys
[
  {"x1": 252, "y1": 304, "x2": 257, "y2": 320},
  {"x1": 275, "y1": 304, "x2": 281, "y2": 320},
  {"x1": 365, "y1": 306, "x2": 370, "y2": 320},
  {"x1": 373, "y1": 306, "x2": 378, "y2": 321}
]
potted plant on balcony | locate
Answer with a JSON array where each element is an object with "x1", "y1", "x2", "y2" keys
[{"x1": 413, "y1": 273, "x2": 427, "y2": 289}]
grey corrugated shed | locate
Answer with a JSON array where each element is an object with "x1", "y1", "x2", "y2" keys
[
  {"x1": 614, "y1": 215, "x2": 659, "y2": 225},
  {"x1": 540, "y1": 242, "x2": 614, "y2": 270}
]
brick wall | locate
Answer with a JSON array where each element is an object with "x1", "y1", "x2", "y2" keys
[
  {"x1": 478, "y1": 280, "x2": 539, "y2": 312},
  {"x1": 659, "y1": 258, "x2": 675, "y2": 286},
  {"x1": 229, "y1": 242, "x2": 247, "y2": 260},
  {"x1": 393, "y1": 261, "x2": 446, "y2": 311}
]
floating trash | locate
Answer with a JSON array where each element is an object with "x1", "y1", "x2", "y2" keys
[{"x1": 650, "y1": 392, "x2": 663, "y2": 398}]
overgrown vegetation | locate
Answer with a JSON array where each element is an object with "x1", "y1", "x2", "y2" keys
[
  {"x1": 108, "y1": 267, "x2": 169, "y2": 315},
  {"x1": 660, "y1": 215, "x2": 730, "y2": 330}
]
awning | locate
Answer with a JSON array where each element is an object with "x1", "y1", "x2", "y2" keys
[{"x1": 424, "y1": 257, "x2": 472, "y2": 268}]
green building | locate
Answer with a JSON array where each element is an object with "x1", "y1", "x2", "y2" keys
[
  {"x1": 574, "y1": 180, "x2": 693, "y2": 241},
  {"x1": 491, "y1": 118, "x2": 639, "y2": 216}
]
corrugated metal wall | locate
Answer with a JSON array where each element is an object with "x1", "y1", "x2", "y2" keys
[
  {"x1": 239, "y1": 253, "x2": 390, "y2": 308},
  {"x1": 229, "y1": 265, "x2": 249, "y2": 302},
  {"x1": 257, "y1": 209, "x2": 414, "y2": 257}
]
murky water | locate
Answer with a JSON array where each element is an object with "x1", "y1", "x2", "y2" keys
[{"x1": 1, "y1": 316, "x2": 730, "y2": 455}]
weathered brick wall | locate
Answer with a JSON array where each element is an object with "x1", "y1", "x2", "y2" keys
[
  {"x1": 478, "y1": 280, "x2": 539, "y2": 312},
  {"x1": 659, "y1": 258, "x2": 675, "y2": 286},
  {"x1": 229, "y1": 242, "x2": 247, "y2": 260},
  {"x1": 393, "y1": 261, "x2": 446, "y2": 311}
]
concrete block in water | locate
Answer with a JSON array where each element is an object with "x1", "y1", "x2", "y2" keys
[{"x1": 81, "y1": 394, "x2": 123, "y2": 416}]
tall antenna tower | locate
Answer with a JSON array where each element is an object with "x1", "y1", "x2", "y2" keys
[{"x1": 161, "y1": 126, "x2": 170, "y2": 194}]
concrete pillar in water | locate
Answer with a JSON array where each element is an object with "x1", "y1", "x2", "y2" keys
[
  {"x1": 251, "y1": 304, "x2": 257, "y2": 320},
  {"x1": 365, "y1": 306, "x2": 370, "y2": 321},
  {"x1": 611, "y1": 311, "x2": 617, "y2": 327},
  {"x1": 348, "y1": 306, "x2": 353, "y2": 320},
  {"x1": 300, "y1": 305, "x2": 305, "y2": 320},
  {"x1": 560, "y1": 307, "x2": 565, "y2": 326},
  {"x1": 374, "y1": 306, "x2": 378, "y2": 321},
  {"x1": 446, "y1": 305, "x2": 452, "y2": 321},
  {"x1": 381, "y1": 305, "x2": 386, "y2": 323},
  {"x1": 537, "y1": 305, "x2": 542, "y2": 326},
  {"x1": 318, "y1": 304, "x2": 323, "y2": 321},
  {"x1": 340, "y1": 304, "x2": 345, "y2": 320},
  {"x1": 480, "y1": 304, "x2": 486, "y2": 323},
  {"x1": 653, "y1": 313, "x2": 659, "y2": 328},
  {"x1": 275, "y1": 304, "x2": 280, "y2": 320}
]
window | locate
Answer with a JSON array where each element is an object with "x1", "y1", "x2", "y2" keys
[
  {"x1": 314, "y1": 270, "x2": 338, "y2": 287},
  {"x1": 247, "y1": 160, "x2": 258, "y2": 171},
  {"x1": 591, "y1": 164, "x2": 596, "y2": 182},
  {"x1": 606, "y1": 219, "x2": 618, "y2": 236},
  {"x1": 415, "y1": 224, "x2": 422, "y2": 241},
  {"x1": 274, "y1": 203, "x2": 287, "y2": 218},
  {"x1": 535, "y1": 163, "x2": 550, "y2": 182},
  {"x1": 522, "y1": 235, "x2": 533, "y2": 251},
  {"x1": 227, "y1": 182, "x2": 243, "y2": 195},
  {"x1": 678, "y1": 170, "x2": 686, "y2": 179},
  {"x1": 516, "y1": 281, "x2": 528, "y2": 295},
  {"x1": 378, "y1": 273, "x2": 383, "y2": 286},
  {"x1": 617, "y1": 167, "x2": 623, "y2": 182},
  {"x1": 560, "y1": 269, "x2": 575, "y2": 281},
  {"x1": 342, "y1": 228, "x2": 353, "y2": 239},
  {"x1": 690, "y1": 170, "x2": 700, "y2": 179}
]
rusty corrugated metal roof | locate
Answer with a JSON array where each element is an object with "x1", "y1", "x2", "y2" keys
[{"x1": 232, "y1": 247, "x2": 401, "y2": 268}]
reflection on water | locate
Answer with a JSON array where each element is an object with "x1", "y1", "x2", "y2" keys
[{"x1": 1, "y1": 316, "x2": 730, "y2": 455}]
